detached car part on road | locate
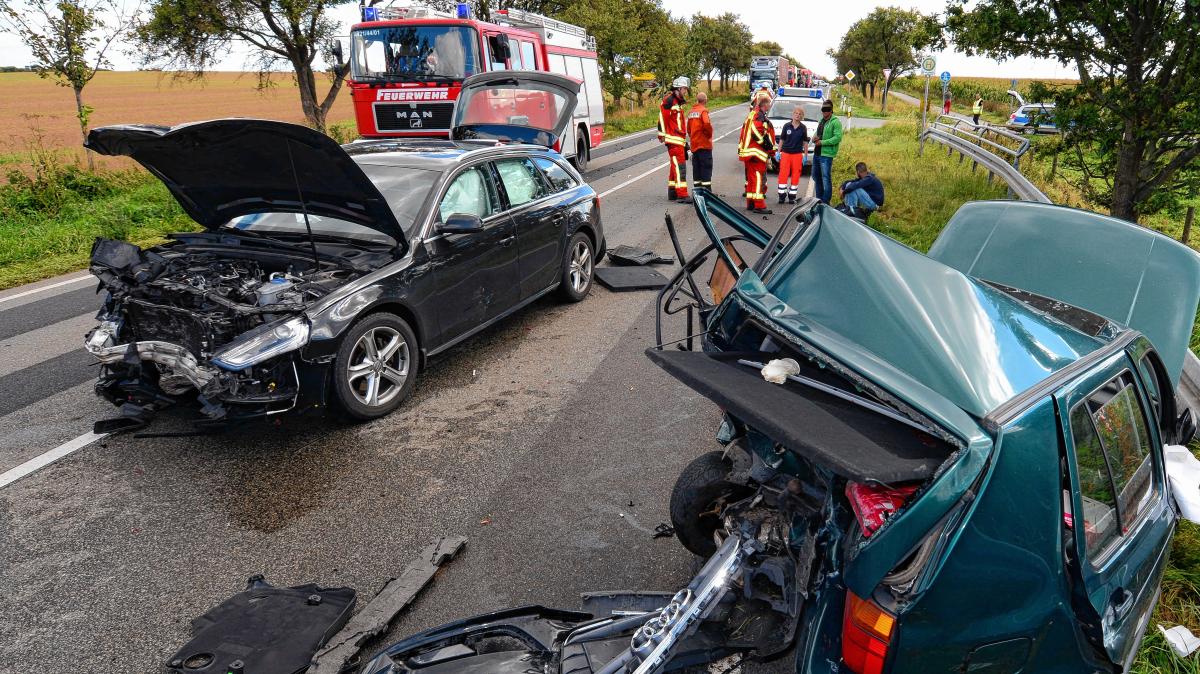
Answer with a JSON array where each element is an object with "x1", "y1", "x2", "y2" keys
[
  {"x1": 360, "y1": 191, "x2": 1200, "y2": 674},
  {"x1": 83, "y1": 72, "x2": 604, "y2": 430}
]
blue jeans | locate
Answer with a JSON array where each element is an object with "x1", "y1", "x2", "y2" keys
[
  {"x1": 815, "y1": 156, "x2": 834, "y2": 204},
  {"x1": 844, "y1": 188, "x2": 878, "y2": 212}
]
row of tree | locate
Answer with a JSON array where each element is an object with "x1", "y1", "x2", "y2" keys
[{"x1": 829, "y1": 2, "x2": 1199, "y2": 223}]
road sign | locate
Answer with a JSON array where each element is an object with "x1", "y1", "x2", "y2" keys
[
  {"x1": 882, "y1": 68, "x2": 892, "y2": 81},
  {"x1": 940, "y1": 71, "x2": 951, "y2": 84},
  {"x1": 845, "y1": 70, "x2": 856, "y2": 81},
  {"x1": 920, "y1": 55, "x2": 936, "y2": 75}
]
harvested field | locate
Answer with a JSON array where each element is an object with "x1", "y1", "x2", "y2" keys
[{"x1": 0, "y1": 70, "x2": 356, "y2": 168}]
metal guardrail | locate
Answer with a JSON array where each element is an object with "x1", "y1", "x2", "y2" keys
[{"x1": 918, "y1": 121, "x2": 1051, "y2": 203}]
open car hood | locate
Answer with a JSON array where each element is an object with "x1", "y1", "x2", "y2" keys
[
  {"x1": 449, "y1": 70, "x2": 579, "y2": 148},
  {"x1": 86, "y1": 119, "x2": 407, "y2": 251},
  {"x1": 929, "y1": 200, "x2": 1200, "y2": 386}
]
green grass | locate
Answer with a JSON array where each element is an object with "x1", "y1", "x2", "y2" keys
[
  {"x1": 605, "y1": 87, "x2": 747, "y2": 139},
  {"x1": 831, "y1": 121, "x2": 1200, "y2": 671},
  {"x1": 0, "y1": 156, "x2": 196, "y2": 288},
  {"x1": 831, "y1": 84, "x2": 922, "y2": 121}
]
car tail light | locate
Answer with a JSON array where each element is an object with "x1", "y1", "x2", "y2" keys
[
  {"x1": 553, "y1": 139, "x2": 562, "y2": 153},
  {"x1": 846, "y1": 482, "x2": 918, "y2": 537},
  {"x1": 593, "y1": 195, "x2": 600, "y2": 211},
  {"x1": 842, "y1": 591, "x2": 895, "y2": 674}
]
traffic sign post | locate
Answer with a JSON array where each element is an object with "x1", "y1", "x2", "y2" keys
[{"x1": 919, "y1": 55, "x2": 936, "y2": 131}]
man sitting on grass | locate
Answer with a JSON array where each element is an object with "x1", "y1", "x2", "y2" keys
[{"x1": 838, "y1": 162, "x2": 885, "y2": 219}]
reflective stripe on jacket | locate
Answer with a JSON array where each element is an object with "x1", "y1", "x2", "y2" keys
[
  {"x1": 738, "y1": 110, "x2": 775, "y2": 162},
  {"x1": 658, "y1": 93, "x2": 687, "y2": 146}
]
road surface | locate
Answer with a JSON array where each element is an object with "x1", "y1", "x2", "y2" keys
[{"x1": 0, "y1": 109, "x2": 868, "y2": 671}]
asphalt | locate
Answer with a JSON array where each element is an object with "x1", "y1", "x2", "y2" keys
[{"x1": 0, "y1": 104, "x2": 848, "y2": 672}]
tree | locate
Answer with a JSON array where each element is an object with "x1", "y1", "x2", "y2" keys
[
  {"x1": 830, "y1": 7, "x2": 941, "y2": 111},
  {"x1": 708, "y1": 12, "x2": 752, "y2": 90},
  {"x1": 751, "y1": 39, "x2": 782, "y2": 56},
  {"x1": 687, "y1": 13, "x2": 720, "y2": 89},
  {"x1": 947, "y1": 0, "x2": 1200, "y2": 222},
  {"x1": 0, "y1": 0, "x2": 136, "y2": 168},
  {"x1": 136, "y1": 0, "x2": 351, "y2": 132}
]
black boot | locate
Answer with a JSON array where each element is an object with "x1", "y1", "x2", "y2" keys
[
  {"x1": 788, "y1": 195, "x2": 796, "y2": 204},
  {"x1": 778, "y1": 194, "x2": 786, "y2": 204},
  {"x1": 751, "y1": 206, "x2": 774, "y2": 215},
  {"x1": 668, "y1": 188, "x2": 677, "y2": 201}
]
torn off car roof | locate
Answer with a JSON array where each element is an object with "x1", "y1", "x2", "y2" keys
[{"x1": 86, "y1": 119, "x2": 408, "y2": 254}]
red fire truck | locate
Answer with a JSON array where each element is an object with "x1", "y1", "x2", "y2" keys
[{"x1": 347, "y1": 4, "x2": 604, "y2": 170}]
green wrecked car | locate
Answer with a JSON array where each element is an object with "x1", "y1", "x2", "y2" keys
[{"x1": 361, "y1": 193, "x2": 1200, "y2": 674}]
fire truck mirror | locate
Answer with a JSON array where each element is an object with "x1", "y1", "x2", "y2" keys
[
  {"x1": 488, "y1": 34, "x2": 511, "y2": 62},
  {"x1": 328, "y1": 38, "x2": 346, "y2": 66}
]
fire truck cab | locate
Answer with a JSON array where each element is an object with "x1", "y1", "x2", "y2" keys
[{"x1": 347, "y1": 3, "x2": 604, "y2": 170}]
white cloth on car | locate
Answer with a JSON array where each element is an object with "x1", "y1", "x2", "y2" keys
[{"x1": 1164, "y1": 444, "x2": 1200, "y2": 523}]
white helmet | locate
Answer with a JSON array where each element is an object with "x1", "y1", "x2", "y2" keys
[{"x1": 671, "y1": 76, "x2": 691, "y2": 90}]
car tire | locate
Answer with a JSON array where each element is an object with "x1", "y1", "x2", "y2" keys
[
  {"x1": 669, "y1": 451, "x2": 754, "y2": 557},
  {"x1": 572, "y1": 133, "x2": 589, "y2": 173},
  {"x1": 332, "y1": 312, "x2": 418, "y2": 421},
  {"x1": 557, "y1": 232, "x2": 594, "y2": 302}
]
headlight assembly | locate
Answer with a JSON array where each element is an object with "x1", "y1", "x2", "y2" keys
[{"x1": 213, "y1": 316, "x2": 310, "y2": 370}]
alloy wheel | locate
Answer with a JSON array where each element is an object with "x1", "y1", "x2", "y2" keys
[
  {"x1": 569, "y1": 240, "x2": 593, "y2": 293},
  {"x1": 346, "y1": 326, "x2": 409, "y2": 407}
]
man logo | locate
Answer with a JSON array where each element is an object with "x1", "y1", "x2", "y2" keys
[{"x1": 410, "y1": 117, "x2": 423, "y2": 128}]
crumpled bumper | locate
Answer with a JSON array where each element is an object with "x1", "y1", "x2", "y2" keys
[{"x1": 85, "y1": 320, "x2": 221, "y2": 393}]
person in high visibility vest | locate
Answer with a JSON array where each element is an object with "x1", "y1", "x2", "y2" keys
[
  {"x1": 657, "y1": 76, "x2": 692, "y2": 203},
  {"x1": 738, "y1": 95, "x2": 776, "y2": 214},
  {"x1": 687, "y1": 92, "x2": 714, "y2": 192},
  {"x1": 972, "y1": 96, "x2": 984, "y2": 126}
]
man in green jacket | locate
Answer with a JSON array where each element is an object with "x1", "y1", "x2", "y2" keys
[{"x1": 812, "y1": 99, "x2": 842, "y2": 204}]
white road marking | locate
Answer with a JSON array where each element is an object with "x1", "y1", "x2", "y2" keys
[
  {"x1": 598, "y1": 125, "x2": 742, "y2": 199},
  {"x1": 0, "y1": 274, "x2": 94, "y2": 305},
  {"x1": 0, "y1": 431, "x2": 107, "y2": 490}
]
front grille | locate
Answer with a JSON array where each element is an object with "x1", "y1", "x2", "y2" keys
[{"x1": 374, "y1": 101, "x2": 455, "y2": 132}]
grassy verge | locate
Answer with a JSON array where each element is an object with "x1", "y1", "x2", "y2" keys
[
  {"x1": 831, "y1": 84, "x2": 921, "y2": 121},
  {"x1": 0, "y1": 155, "x2": 195, "y2": 289},
  {"x1": 832, "y1": 121, "x2": 1200, "y2": 672}
]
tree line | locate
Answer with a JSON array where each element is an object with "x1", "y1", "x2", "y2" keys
[{"x1": 828, "y1": 2, "x2": 1199, "y2": 223}]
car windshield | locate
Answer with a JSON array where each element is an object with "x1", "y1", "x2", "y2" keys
[
  {"x1": 223, "y1": 165, "x2": 441, "y2": 243},
  {"x1": 750, "y1": 69, "x2": 775, "y2": 80},
  {"x1": 351, "y1": 25, "x2": 480, "y2": 81},
  {"x1": 769, "y1": 99, "x2": 822, "y2": 121}
]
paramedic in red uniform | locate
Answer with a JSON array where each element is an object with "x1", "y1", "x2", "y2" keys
[
  {"x1": 657, "y1": 76, "x2": 692, "y2": 203},
  {"x1": 687, "y1": 92, "x2": 713, "y2": 193},
  {"x1": 738, "y1": 95, "x2": 776, "y2": 214}
]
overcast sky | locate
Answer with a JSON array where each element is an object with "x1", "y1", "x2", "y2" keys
[{"x1": 0, "y1": 0, "x2": 1071, "y2": 80}]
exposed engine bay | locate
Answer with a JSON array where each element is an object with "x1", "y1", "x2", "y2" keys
[{"x1": 85, "y1": 236, "x2": 382, "y2": 431}]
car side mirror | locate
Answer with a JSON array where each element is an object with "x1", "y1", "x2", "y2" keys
[
  {"x1": 437, "y1": 213, "x2": 484, "y2": 235},
  {"x1": 1177, "y1": 407, "x2": 1197, "y2": 446},
  {"x1": 329, "y1": 39, "x2": 345, "y2": 66}
]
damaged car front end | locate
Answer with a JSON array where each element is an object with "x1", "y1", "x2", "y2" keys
[{"x1": 82, "y1": 119, "x2": 412, "y2": 432}]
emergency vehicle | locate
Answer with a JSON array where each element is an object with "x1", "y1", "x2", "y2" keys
[{"x1": 347, "y1": 3, "x2": 604, "y2": 170}]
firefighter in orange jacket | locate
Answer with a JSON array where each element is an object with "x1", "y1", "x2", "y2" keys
[
  {"x1": 658, "y1": 76, "x2": 692, "y2": 203},
  {"x1": 739, "y1": 94, "x2": 776, "y2": 214}
]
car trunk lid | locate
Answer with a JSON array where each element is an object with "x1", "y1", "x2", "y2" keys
[{"x1": 449, "y1": 70, "x2": 579, "y2": 149}]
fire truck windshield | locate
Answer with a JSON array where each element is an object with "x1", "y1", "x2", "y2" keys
[{"x1": 351, "y1": 25, "x2": 480, "y2": 82}]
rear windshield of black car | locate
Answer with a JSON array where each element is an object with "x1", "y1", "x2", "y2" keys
[{"x1": 223, "y1": 165, "x2": 440, "y2": 243}]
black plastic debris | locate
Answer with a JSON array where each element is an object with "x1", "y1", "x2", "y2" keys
[
  {"x1": 653, "y1": 523, "x2": 676, "y2": 539},
  {"x1": 165, "y1": 575, "x2": 356, "y2": 674},
  {"x1": 606, "y1": 245, "x2": 674, "y2": 266},
  {"x1": 594, "y1": 266, "x2": 670, "y2": 292}
]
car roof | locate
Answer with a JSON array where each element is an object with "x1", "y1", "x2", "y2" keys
[{"x1": 342, "y1": 138, "x2": 558, "y2": 169}]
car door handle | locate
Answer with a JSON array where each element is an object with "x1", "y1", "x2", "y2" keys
[
  {"x1": 1110, "y1": 587, "x2": 1135, "y2": 620},
  {"x1": 499, "y1": 235, "x2": 516, "y2": 247}
]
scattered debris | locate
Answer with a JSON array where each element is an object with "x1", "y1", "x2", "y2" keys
[
  {"x1": 309, "y1": 535, "x2": 467, "y2": 674},
  {"x1": 1165, "y1": 445, "x2": 1200, "y2": 524},
  {"x1": 165, "y1": 575, "x2": 356, "y2": 674},
  {"x1": 1159, "y1": 624, "x2": 1200, "y2": 658},
  {"x1": 607, "y1": 244, "x2": 674, "y2": 266},
  {"x1": 760, "y1": 358, "x2": 801, "y2": 384},
  {"x1": 594, "y1": 266, "x2": 670, "y2": 291},
  {"x1": 653, "y1": 523, "x2": 675, "y2": 539}
]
